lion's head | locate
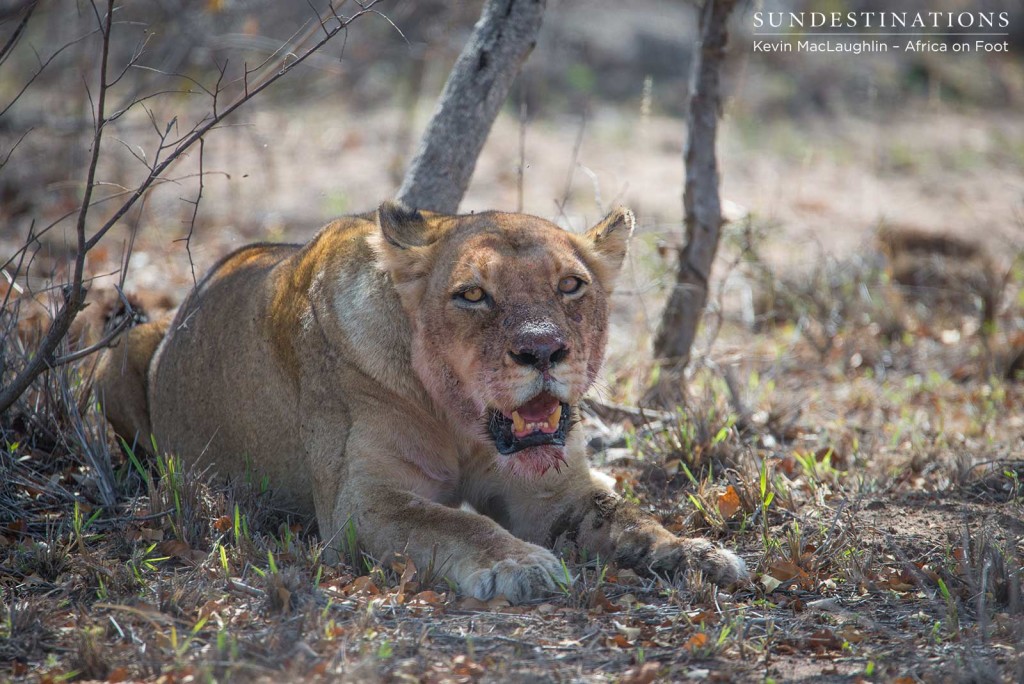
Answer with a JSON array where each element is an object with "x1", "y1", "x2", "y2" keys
[{"x1": 372, "y1": 201, "x2": 633, "y2": 477}]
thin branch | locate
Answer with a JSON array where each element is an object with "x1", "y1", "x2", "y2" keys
[
  {"x1": 0, "y1": 126, "x2": 33, "y2": 171},
  {"x1": 516, "y1": 93, "x2": 528, "y2": 213},
  {"x1": 0, "y1": 0, "x2": 114, "y2": 413},
  {"x1": 85, "y1": 0, "x2": 386, "y2": 253},
  {"x1": 553, "y1": 111, "x2": 587, "y2": 223},
  {"x1": 173, "y1": 136, "x2": 206, "y2": 285},
  {"x1": 0, "y1": 24, "x2": 100, "y2": 119},
  {"x1": 53, "y1": 289, "x2": 137, "y2": 366},
  {"x1": 1, "y1": 221, "x2": 34, "y2": 315},
  {"x1": 0, "y1": 0, "x2": 387, "y2": 414},
  {"x1": 0, "y1": 0, "x2": 37, "y2": 68}
]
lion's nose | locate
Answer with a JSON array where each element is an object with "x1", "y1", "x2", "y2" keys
[{"x1": 509, "y1": 336, "x2": 569, "y2": 370}]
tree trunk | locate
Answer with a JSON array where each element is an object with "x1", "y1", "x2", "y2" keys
[
  {"x1": 648, "y1": 0, "x2": 737, "y2": 404},
  {"x1": 396, "y1": 0, "x2": 545, "y2": 213}
]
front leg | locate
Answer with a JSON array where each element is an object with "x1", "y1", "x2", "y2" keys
[
  {"x1": 465, "y1": 437, "x2": 747, "y2": 586},
  {"x1": 551, "y1": 488, "x2": 748, "y2": 586},
  {"x1": 333, "y1": 480, "x2": 563, "y2": 604}
]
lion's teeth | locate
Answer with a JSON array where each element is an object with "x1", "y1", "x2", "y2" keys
[
  {"x1": 511, "y1": 411, "x2": 526, "y2": 434},
  {"x1": 547, "y1": 404, "x2": 562, "y2": 430}
]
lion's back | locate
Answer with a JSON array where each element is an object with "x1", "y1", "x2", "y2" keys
[{"x1": 148, "y1": 241, "x2": 313, "y2": 508}]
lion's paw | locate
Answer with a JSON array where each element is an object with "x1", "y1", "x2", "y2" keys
[
  {"x1": 652, "y1": 537, "x2": 748, "y2": 587},
  {"x1": 463, "y1": 546, "x2": 564, "y2": 604}
]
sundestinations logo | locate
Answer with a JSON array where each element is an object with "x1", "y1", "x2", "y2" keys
[{"x1": 751, "y1": 10, "x2": 1012, "y2": 56}]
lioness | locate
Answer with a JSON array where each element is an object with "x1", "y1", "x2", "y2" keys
[{"x1": 96, "y1": 203, "x2": 746, "y2": 602}]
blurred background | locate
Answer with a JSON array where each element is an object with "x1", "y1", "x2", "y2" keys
[{"x1": 2, "y1": 0, "x2": 1023, "y2": 371}]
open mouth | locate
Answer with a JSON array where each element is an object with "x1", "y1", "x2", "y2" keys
[{"x1": 487, "y1": 392, "x2": 573, "y2": 455}]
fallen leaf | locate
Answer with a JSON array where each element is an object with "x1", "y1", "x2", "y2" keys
[
  {"x1": 608, "y1": 633, "x2": 632, "y2": 648},
  {"x1": 157, "y1": 540, "x2": 195, "y2": 562},
  {"x1": 717, "y1": 485, "x2": 741, "y2": 519},
  {"x1": 806, "y1": 628, "x2": 843, "y2": 652},
  {"x1": 486, "y1": 596, "x2": 511, "y2": 610},
  {"x1": 457, "y1": 596, "x2": 489, "y2": 611},
  {"x1": 409, "y1": 590, "x2": 443, "y2": 606},
  {"x1": 452, "y1": 654, "x2": 485, "y2": 677},
  {"x1": 614, "y1": 620, "x2": 641, "y2": 640},
  {"x1": 683, "y1": 632, "x2": 709, "y2": 652},
  {"x1": 767, "y1": 560, "x2": 806, "y2": 582},
  {"x1": 621, "y1": 662, "x2": 660, "y2": 684},
  {"x1": 589, "y1": 587, "x2": 621, "y2": 613}
]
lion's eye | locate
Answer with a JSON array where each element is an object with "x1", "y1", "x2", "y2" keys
[
  {"x1": 558, "y1": 276, "x2": 585, "y2": 295},
  {"x1": 456, "y1": 286, "x2": 488, "y2": 304}
]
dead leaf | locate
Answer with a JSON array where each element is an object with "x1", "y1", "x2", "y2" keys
[
  {"x1": 683, "y1": 632, "x2": 709, "y2": 652},
  {"x1": 457, "y1": 596, "x2": 490, "y2": 611},
  {"x1": 409, "y1": 590, "x2": 443, "y2": 606},
  {"x1": 452, "y1": 654, "x2": 485, "y2": 678},
  {"x1": 213, "y1": 516, "x2": 232, "y2": 533},
  {"x1": 589, "y1": 587, "x2": 621, "y2": 613},
  {"x1": 157, "y1": 540, "x2": 196, "y2": 563},
  {"x1": 806, "y1": 629, "x2": 843, "y2": 652},
  {"x1": 621, "y1": 662, "x2": 660, "y2": 684},
  {"x1": 608, "y1": 633, "x2": 632, "y2": 648},
  {"x1": 614, "y1": 620, "x2": 641, "y2": 640},
  {"x1": 345, "y1": 575, "x2": 380, "y2": 596},
  {"x1": 717, "y1": 485, "x2": 741, "y2": 519}
]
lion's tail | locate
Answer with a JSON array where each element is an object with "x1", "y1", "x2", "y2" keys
[{"x1": 94, "y1": 317, "x2": 170, "y2": 454}]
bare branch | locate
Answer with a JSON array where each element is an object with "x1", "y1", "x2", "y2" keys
[
  {"x1": 0, "y1": 23, "x2": 100, "y2": 119},
  {"x1": 0, "y1": 126, "x2": 33, "y2": 171},
  {"x1": 0, "y1": 0, "x2": 389, "y2": 414},
  {"x1": 0, "y1": 0, "x2": 37, "y2": 68},
  {"x1": 53, "y1": 288, "x2": 138, "y2": 367},
  {"x1": 172, "y1": 136, "x2": 206, "y2": 285},
  {"x1": 85, "y1": 0, "x2": 386, "y2": 253},
  {"x1": 0, "y1": 0, "x2": 115, "y2": 413},
  {"x1": 553, "y1": 111, "x2": 587, "y2": 223}
]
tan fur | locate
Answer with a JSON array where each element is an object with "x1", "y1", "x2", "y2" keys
[{"x1": 95, "y1": 203, "x2": 746, "y2": 602}]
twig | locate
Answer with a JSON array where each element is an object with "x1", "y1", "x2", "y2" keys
[
  {"x1": 553, "y1": 110, "x2": 587, "y2": 223},
  {"x1": 0, "y1": 0, "x2": 115, "y2": 415},
  {"x1": 0, "y1": 0, "x2": 387, "y2": 415},
  {"x1": 516, "y1": 92, "x2": 528, "y2": 213},
  {"x1": 172, "y1": 136, "x2": 206, "y2": 285},
  {"x1": 52, "y1": 288, "x2": 138, "y2": 367},
  {"x1": 0, "y1": 0, "x2": 37, "y2": 68}
]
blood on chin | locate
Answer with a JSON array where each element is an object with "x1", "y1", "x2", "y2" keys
[{"x1": 498, "y1": 445, "x2": 568, "y2": 478}]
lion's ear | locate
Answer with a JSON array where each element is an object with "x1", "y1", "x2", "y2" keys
[
  {"x1": 377, "y1": 200, "x2": 434, "y2": 249},
  {"x1": 585, "y1": 207, "x2": 635, "y2": 274}
]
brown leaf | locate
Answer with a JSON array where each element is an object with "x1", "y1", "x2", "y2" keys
[
  {"x1": 451, "y1": 654, "x2": 485, "y2": 678},
  {"x1": 608, "y1": 633, "x2": 632, "y2": 648},
  {"x1": 397, "y1": 556, "x2": 417, "y2": 599},
  {"x1": 589, "y1": 587, "x2": 621, "y2": 613},
  {"x1": 683, "y1": 632, "x2": 709, "y2": 652},
  {"x1": 767, "y1": 560, "x2": 807, "y2": 582},
  {"x1": 621, "y1": 662, "x2": 660, "y2": 684},
  {"x1": 107, "y1": 667, "x2": 129, "y2": 682},
  {"x1": 806, "y1": 628, "x2": 843, "y2": 652},
  {"x1": 457, "y1": 596, "x2": 490, "y2": 611},
  {"x1": 157, "y1": 540, "x2": 194, "y2": 562},
  {"x1": 409, "y1": 590, "x2": 443, "y2": 606},
  {"x1": 345, "y1": 575, "x2": 379, "y2": 596},
  {"x1": 717, "y1": 485, "x2": 741, "y2": 519},
  {"x1": 213, "y1": 516, "x2": 232, "y2": 533}
]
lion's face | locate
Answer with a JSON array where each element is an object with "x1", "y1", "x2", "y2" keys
[{"x1": 373, "y1": 203, "x2": 633, "y2": 477}]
